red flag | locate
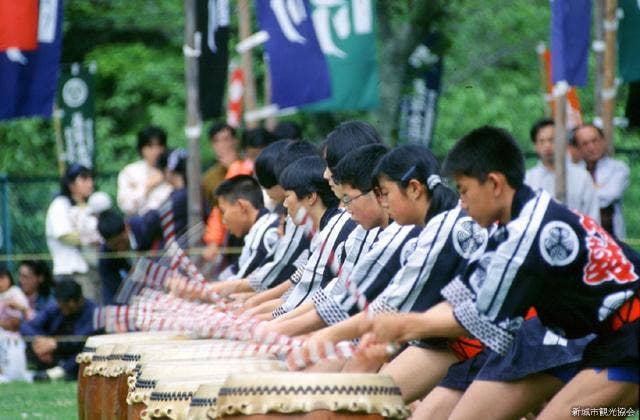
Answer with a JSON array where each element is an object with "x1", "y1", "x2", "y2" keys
[{"x1": 0, "y1": 0, "x2": 39, "y2": 51}]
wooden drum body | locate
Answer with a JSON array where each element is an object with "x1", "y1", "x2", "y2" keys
[{"x1": 215, "y1": 373, "x2": 409, "y2": 420}]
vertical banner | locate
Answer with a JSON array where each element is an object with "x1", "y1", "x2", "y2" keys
[
  {"x1": 305, "y1": 0, "x2": 380, "y2": 111},
  {"x1": 57, "y1": 63, "x2": 96, "y2": 169},
  {"x1": 550, "y1": 0, "x2": 591, "y2": 86},
  {"x1": 398, "y1": 32, "x2": 443, "y2": 147},
  {"x1": 197, "y1": 0, "x2": 230, "y2": 120},
  {"x1": 618, "y1": 0, "x2": 640, "y2": 82},
  {"x1": 542, "y1": 47, "x2": 582, "y2": 129},
  {"x1": 256, "y1": 0, "x2": 332, "y2": 108},
  {"x1": 0, "y1": 0, "x2": 63, "y2": 120},
  {"x1": 226, "y1": 66, "x2": 244, "y2": 127}
]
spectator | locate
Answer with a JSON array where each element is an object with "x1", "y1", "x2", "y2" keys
[
  {"x1": 45, "y1": 164, "x2": 101, "y2": 303},
  {"x1": 18, "y1": 260, "x2": 55, "y2": 316},
  {"x1": 20, "y1": 280, "x2": 98, "y2": 381},
  {"x1": 117, "y1": 126, "x2": 172, "y2": 216},
  {"x1": 201, "y1": 123, "x2": 240, "y2": 210},
  {"x1": 0, "y1": 266, "x2": 29, "y2": 331},
  {"x1": 271, "y1": 121, "x2": 303, "y2": 141},
  {"x1": 573, "y1": 124, "x2": 630, "y2": 238},
  {"x1": 524, "y1": 118, "x2": 600, "y2": 221},
  {"x1": 96, "y1": 210, "x2": 133, "y2": 305}
]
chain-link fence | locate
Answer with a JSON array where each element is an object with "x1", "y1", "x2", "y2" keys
[{"x1": 1, "y1": 150, "x2": 640, "y2": 271}]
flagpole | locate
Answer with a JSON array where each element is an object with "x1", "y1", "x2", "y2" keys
[
  {"x1": 184, "y1": 0, "x2": 203, "y2": 248},
  {"x1": 264, "y1": 56, "x2": 277, "y2": 132},
  {"x1": 238, "y1": 0, "x2": 258, "y2": 129},
  {"x1": 553, "y1": 81, "x2": 568, "y2": 205},
  {"x1": 593, "y1": 0, "x2": 605, "y2": 121},
  {"x1": 602, "y1": 0, "x2": 618, "y2": 155},
  {"x1": 53, "y1": 104, "x2": 66, "y2": 178}
]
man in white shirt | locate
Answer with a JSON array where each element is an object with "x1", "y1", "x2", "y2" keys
[
  {"x1": 117, "y1": 126, "x2": 173, "y2": 216},
  {"x1": 572, "y1": 123, "x2": 630, "y2": 239},
  {"x1": 525, "y1": 118, "x2": 600, "y2": 222}
]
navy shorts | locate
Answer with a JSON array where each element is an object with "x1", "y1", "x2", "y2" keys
[
  {"x1": 581, "y1": 319, "x2": 639, "y2": 383},
  {"x1": 438, "y1": 351, "x2": 489, "y2": 391},
  {"x1": 476, "y1": 317, "x2": 593, "y2": 383}
]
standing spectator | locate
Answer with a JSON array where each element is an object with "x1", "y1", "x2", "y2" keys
[
  {"x1": 18, "y1": 260, "x2": 55, "y2": 316},
  {"x1": 525, "y1": 118, "x2": 600, "y2": 221},
  {"x1": 45, "y1": 164, "x2": 101, "y2": 303},
  {"x1": 201, "y1": 123, "x2": 240, "y2": 209},
  {"x1": 573, "y1": 123, "x2": 630, "y2": 238},
  {"x1": 117, "y1": 126, "x2": 172, "y2": 216},
  {"x1": 20, "y1": 280, "x2": 98, "y2": 381}
]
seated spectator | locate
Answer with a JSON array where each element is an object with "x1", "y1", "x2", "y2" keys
[
  {"x1": 202, "y1": 123, "x2": 240, "y2": 211},
  {"x1": 271, "y1": 121, "x2": 303, "y2": 141},
  {"x1": 117, "y1": 125, "x2": 172, "y2": 216},
  {"x1": 96, "y1": 210, "x2": 135, "y2": 305},
  {"x1": 524, "y1": 118, "x2": 600, "y2": 221},
  {"x1": 18, "y1": 260, "x2": 55, "y2": 316},
  {"x1": 210, "y1": 175, "x2": 280, "y2": 287},
  {"x1": 573, "y1": 123, "x2": 630, "y2": 238},
  {"x1": 20, "y1": 280, "x2": 98, "y2": 381},
  {"x1": 0, "y1": 266, "x2": 29, "y2": 331},
  {"x1": 45, "y1": 164, "x2": 101, "y2": 303}
]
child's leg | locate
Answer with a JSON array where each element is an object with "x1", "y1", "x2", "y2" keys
[{"x1": 410, "y1": 386, "x2": 463, "y2": 420}]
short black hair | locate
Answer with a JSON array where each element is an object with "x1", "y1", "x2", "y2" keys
[
  {"x1": 279, "y1": 156, "x2": 338, "y2": 208},
  {"x1": 98, "y1": 209, "x2": 126, "y2": 240},
  {"x1": 325, "y1": 121, "x2": 382, "y2": 170},
  {"x1": 60, "y1": 163, "x2": 93, "y2": 203},
  {"x1": 443, "y1": 126, "x2": 525, "y2": 189},
  {"x1": 255, "y1": 140, "x2": 293, "y2": 188},
  {"x1": 137, "y1": 126, "x2": 167, "y2": 155},
  {"x1": 271, "y1": 121, "x2": 302, "y2": 141},
  {"x1": 209, "y1": 123, "x2": 236, "y2": 140},
  {"x1": 215, "y1": 175, "x2": 264, "y2": 209},
  {"x1": 274, "y1": 140, "x2": 318, "y2": 182},
  {"x1": 242, "y1": 127, "x2": 276, "y2": 150},
  {"x1": 0, "y1": 265, "x2": 14, "y2": 285},
  {"x1": 19, "y1": 260, "x2": 54, "y2": 298},
  {"x1": 54, "y1": 279, "x2": 83, "y2": 302},
  {"x1": 569, "y1": 123, "x2": 605, "y2": 146},
  {"x1": 529, "y1": 118, "x2": 554, "y2": 143},
  {"x1": 374, "y1": 144, "x2": 458, "y2": 222},
  {"x1": 332, "y1": 144, "x2": 389, "y2": 192}
]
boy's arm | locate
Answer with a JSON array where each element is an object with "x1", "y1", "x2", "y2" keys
[
  {"x1": 244, "y1": 280, "x2": 291, "y2": 309},
  {"x1": 272, "y1": 309, "x2": 326, "y2": 337}
]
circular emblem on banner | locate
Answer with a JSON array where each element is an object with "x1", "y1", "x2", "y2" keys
[
  {"x1": 452, "y1": 217, "x2": 488, "y2": 260},
  {"x1": 400, "y1": 237, "x2": 419, "y2": 265},
  {"x1": 262, "y1": 227, "x2": 280, "y2": 254},
  {"x1": 539, "y1": 221, "x2": 579, "y2": 266},
  {"x1": 62, "y1": 77, "x2": 88, "y2": 108}
]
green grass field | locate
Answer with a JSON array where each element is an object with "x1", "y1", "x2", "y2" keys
[{"x1": 0, "y1": 381, "x2": 77, "y2": 419}]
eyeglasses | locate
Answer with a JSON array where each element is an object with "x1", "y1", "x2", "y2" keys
[{"x1": 341, "y1": 190, "x2": 370, "y2": 207}]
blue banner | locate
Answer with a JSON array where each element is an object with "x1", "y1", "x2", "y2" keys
[
  {"x1": 0, "y1": 0, "x2": 64, "y2": 120},
  {"x1": 550, "y1": 0, "x2": 591, "y2": 86},
  {"x1": 256, "y1": 0, "x2": 331, "y2": 108}
]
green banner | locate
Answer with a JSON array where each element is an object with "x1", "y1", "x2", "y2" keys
[
  {"x1": 56, "y1": 62, "x2": 96, "y2": 169},
  {"x1": 304, "y1": 0, "x2": 379, "y2": 111},
  {"x1": 619, "y1": 0, "x2": 640, "y2": 82}
]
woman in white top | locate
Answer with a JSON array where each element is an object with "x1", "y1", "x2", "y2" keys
[
  {"x1": 117, "y1": 126, "x2": 173, "y2": 216},
  {"x1": 45, "y1": 164, "x2": 101, "y2": 302}
]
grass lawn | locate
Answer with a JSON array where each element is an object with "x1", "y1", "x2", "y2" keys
[{"x1": 0, "y1": 381, "x2": 77, "y2": 419}]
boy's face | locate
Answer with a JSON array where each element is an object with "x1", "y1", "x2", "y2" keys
[
  {"x1": 323, "y1": 167, "x2": 343, "y2": 199},
  {"x1": 266, "y1": 185, "x2": 286, "y2": 203},
  {"x1": 341, "y1": 184, "x2": 385, "y2": 230},
  {"x1": 218, "y1": 196, "x2": 252, "y2": 237},
  {"x1": 455, "y1": 175, "x2": 500, "y2": 228},
  {"x1": 283, "y1": 190, "x2": 305, "y2": 225}
]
